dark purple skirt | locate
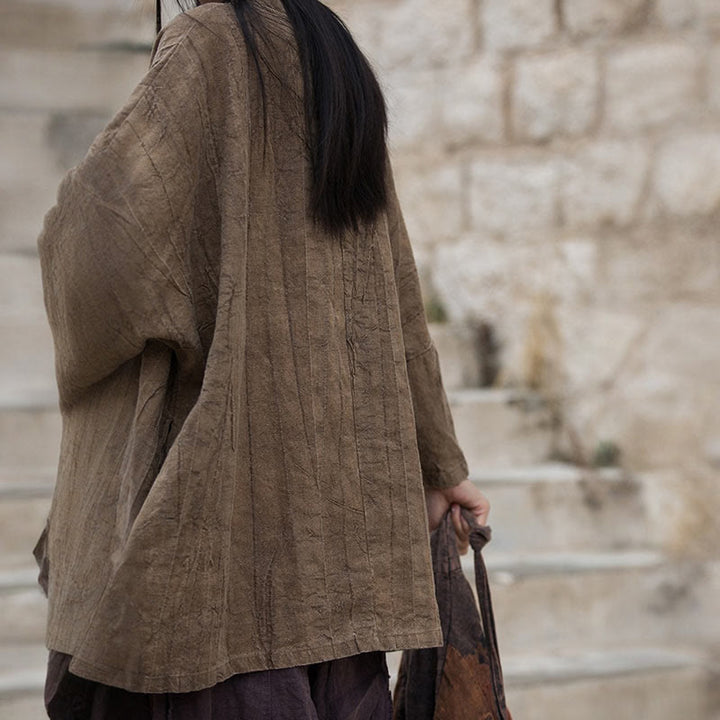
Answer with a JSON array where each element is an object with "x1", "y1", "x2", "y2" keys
[{"x1": 44, "y1": 649, "x2": 393, "y2": 720}]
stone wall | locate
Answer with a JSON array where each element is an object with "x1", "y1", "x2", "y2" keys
[
  {"x1": 2, "y1": 0, "x2": 719, "y2": 555},
  {"x1": 328, "y1": 0, "x2": 720, "y2": 555}
]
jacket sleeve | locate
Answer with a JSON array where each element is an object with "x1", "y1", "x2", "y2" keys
[
  {"x1": 385, "y1": 160, "x2": 470, "y2": 490},
  {"x1": 36, "y1": 14, "x2": 209, "y2": 411}
]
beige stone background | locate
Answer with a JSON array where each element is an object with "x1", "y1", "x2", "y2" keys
[
  {"x1": 1, "y1": 0, "x2": 720, "y2": 717},
  {"x1": 333, "y1": 0, "x2": 720, "y2": 562},
  {"x1": 3, "y1": 0, "x2": 718, "y2": 556}
]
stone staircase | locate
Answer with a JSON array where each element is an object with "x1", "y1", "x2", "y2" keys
[
  {"x1": 1, "y1": 2, "x2": 719, "y2": 717},
  {"x1": 0, "y1": 296, "x2": 719, "y2": 717},
  {"x1": 0, "y1": 5, "x2": 150, "y2": 715},
  {"x1": 383, "y1": 325, "x2": 720, "y2": 719}
]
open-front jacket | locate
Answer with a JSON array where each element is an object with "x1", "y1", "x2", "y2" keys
[{"x1": 33, "y1": 0, "x2": 470, "y2": 693}]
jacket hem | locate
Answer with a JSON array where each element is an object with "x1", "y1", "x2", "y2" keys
[{"x1": 56, "y1": 625, "x2": 445, "y2": 694}]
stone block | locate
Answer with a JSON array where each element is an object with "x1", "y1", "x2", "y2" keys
[
  {"x1": 392, "y1": 158, "x2": 464, "y2": 246},
  {"x1": 512, "y1": 48, "x2": 599, "y2": 141},
  {"x1": 708, "y1": 45, "x2": 720, "y2": 114},
  {"x1": 46, "y1": 111, "x2": 110, "y2": 170},
  {"x1": 0, "y1": 643, "x2": 47, "y2": 713},
  {"x1": 0, "y1": 496, "x2": 51, "y2": 563},
  {"x1": 504, "y1": 655, "x2": 710, "y2": 720},
  {"x1": 383, "y1": 69, "x2": 440, "y2": 150},
  {"x1": 0, "y1": 108, "x2": 108, "y2": 253},
  {"x1": 0, "y1": 694, "x2": 46, "y2": 720},
  {"x1": 558, "y1": 305, "x2": 645, "y2": 407},
  {"x1": 639, "y1": 466, "x2": 720, "y2": 560},
  {"x1": 0, "y1": 195, "x2": 57, "y2": 254},
  {"x1": 439, "y1": 58, "x2": 504, "y2": 145},
  {"x1": 447, "y1": 388, "x2": 554, "y2": 469},
  {"x1": 0, "y1": 317, "x2": 57, "y2": 405},
  {"x1": 470, "y1": 464, "x2": 649, "y2": 553},
  {"x1": 563, "y1": 0, "x2": 650, "y2": 36},
  {"x1": 375, "y1": 0, "x2": 475, "y2": 70},
  {"x1": 653, "y1": 133, "x2": 720, "y2": 216},
  {"x1": 653, "y1": 0, "x2": 697, "y2": 28},
  {"x1": 482, "y1": 0, "x2": 556, "y2": 51},
  {"x1": 468, "y1": 155, "x2": 558, "y2": 239},
  {"x1": 435, "y1": 234, "x2": 598, "y2": 315},
  {"x1": 560, "y1": 140, "x2": 649, "y2": 228},
  {"x1": 0, "y1": 112, "x2": 63, "y2": 235},
  {"x1": 0, "y1": 406, "x2": 61, "y2": 471},
  {"x1": 632, "y1": 304, "x2": 720, "y2": 407},
  {"x1": 584, "y1": 303, "x2": 720, "y2": 469},
  {"x1": 556, "y1": 237, "x2": 599, "y2": 302},
  {"x1": 594, "y1": 229, "x2": 720, "y2": 307},
  {"x1": 0, "y1": 588, "x2": 47, "y2": 645},
  {"x1": 0, "y1": 0, "x2": 154, "y2": 51},
  {"x1": 604, "y1": 42, "x2": 701, "y2": 132},
  {"x1": 0, "y1": 112, "x2": 61, "y2": 187},
  {"x1": 483, "y1": 553, "x2": 714, "y2": 651},
  {"x1": 40, "y1": 0, "x2": 141, "y2": 9},
  {"x1": 0, "y1": 47, "x2": 150, "y2": 114},
  {"x1": 0, "y1": 255, "x2": 44, "y2": 315},
  {"x1": 428, "y1": 322, "x2": 484, "y2": 390},
  {"x1": 433, "y1": 234, "x2": 595, "y2": 391},
  {"x1": 327, "y1": 0, "x2": 381, "y2": 63},
  {"x1": 697, "y1": 0, "x2": 720, "y2": 29}
]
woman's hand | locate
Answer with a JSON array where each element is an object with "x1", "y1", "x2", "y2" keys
[{"x1": 424, "y1": 479, "x2": 490, "y2": 555}]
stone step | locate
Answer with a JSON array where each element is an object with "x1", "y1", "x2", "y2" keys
[
  {"x1": 0, "y1": 107, "x2": 108, "y2": 252},
  {"x1": 502, "y1": 649, "x2": 715, "y2": 720},
  {"x1": 0, "y1": 314, "x2": 56, "y2": 403},
  {"x1": 0, "y1": 462, "x2": 647, "y2": 561},
  {"x1": 0, "y1": 254, "x2": 45, "y2": 314},
  {"x1": 447, "y1": 387, "x2": 555, "y2": 468},
  {"x1": 0, "y1": 462, "x2": 637, "y2": 567},
  {"x1": 428, "y1": 322, "x2": 482, "y2": 390},
  {"x1": 469, "y1": 462, "x2": 650, "y2": 552},
  {"x1": 0, "y1": 403, "x2": 61, "y2": 470},
  {"x1": 0, "y1": 388, "x2": 552, "y2": 480},
  {"x1": 0, "y1": 255, "x2": 55, "y2": 397},
  {"x1": 476, "y1": 551, "x2": 720, "y2": 654},
  {"x1": 0, "y1": 197, "x2": 53, "y2": 255},
  {"x1": 387, "y1": 647, "x2": 715, "y2": 719},
  {"x1": 0, "y1": 468, "x2": 57, "y2": 575},
  {"x1": 0, "y1": 110, "x2": 68, "y2": 253},
  {"x1": 0, "y1": 41, "x2": 142, "y2": 243},
  {"x1": 0, "y1": 495, "x2": 51, "y2": 572},
  {"x1": 4, "y1": 554, "x2": 718, "y2": 661},
  {"x1": 2, "y1": 644, "x2": 714, "y2": 720},
  {"x1": 0, "y1": 695, "x2": 46, "y2": 720},
  {"x1": 0, "y1": 469, "x2": 55, "y2": 499},
  {"x1": 0, "y1": 643, "x2": 47, "y2": 719},
  {"x1": 0, "y1": 577, "x2": 46, "y2": 645}
]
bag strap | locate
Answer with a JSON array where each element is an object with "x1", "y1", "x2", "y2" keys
[{"x1": 460, "y1": 507, "x2": 511, "y2": 720}]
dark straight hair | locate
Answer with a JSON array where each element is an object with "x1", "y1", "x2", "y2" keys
[{"x1": 167, "y1": 0, "x2": 389, "y2": 240}]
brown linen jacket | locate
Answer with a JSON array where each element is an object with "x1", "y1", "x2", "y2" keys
[{"x1": 32, "y1": 0, "x2": 470, "y2": 694}]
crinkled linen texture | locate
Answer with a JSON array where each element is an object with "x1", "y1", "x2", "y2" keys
[{"x1": 33, "y1": 0, "x2": 470, "y2": 695}]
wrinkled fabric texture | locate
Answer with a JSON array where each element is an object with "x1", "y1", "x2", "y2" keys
[
  {"x1": 392, "y1": 508, "x2": 513, "y2": 720},
  {"x1": 33, "y1": 0, "x2": 469, "y2": 695},
  {"x1": 45, "y1": 648, "x2": 393, "y2": 720}
]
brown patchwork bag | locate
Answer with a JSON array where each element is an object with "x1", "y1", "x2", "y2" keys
[{"x1": 392, "y1": 506, "x2": 513, "y2": 720}]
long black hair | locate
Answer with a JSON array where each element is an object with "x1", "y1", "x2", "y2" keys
[{"x1": 165, "y1": 0, "x2": 389, "y2": 240}]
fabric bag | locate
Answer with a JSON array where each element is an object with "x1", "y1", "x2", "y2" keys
[{"x1": 392, "y1": 506, "x2": 513, "y2": 720}]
